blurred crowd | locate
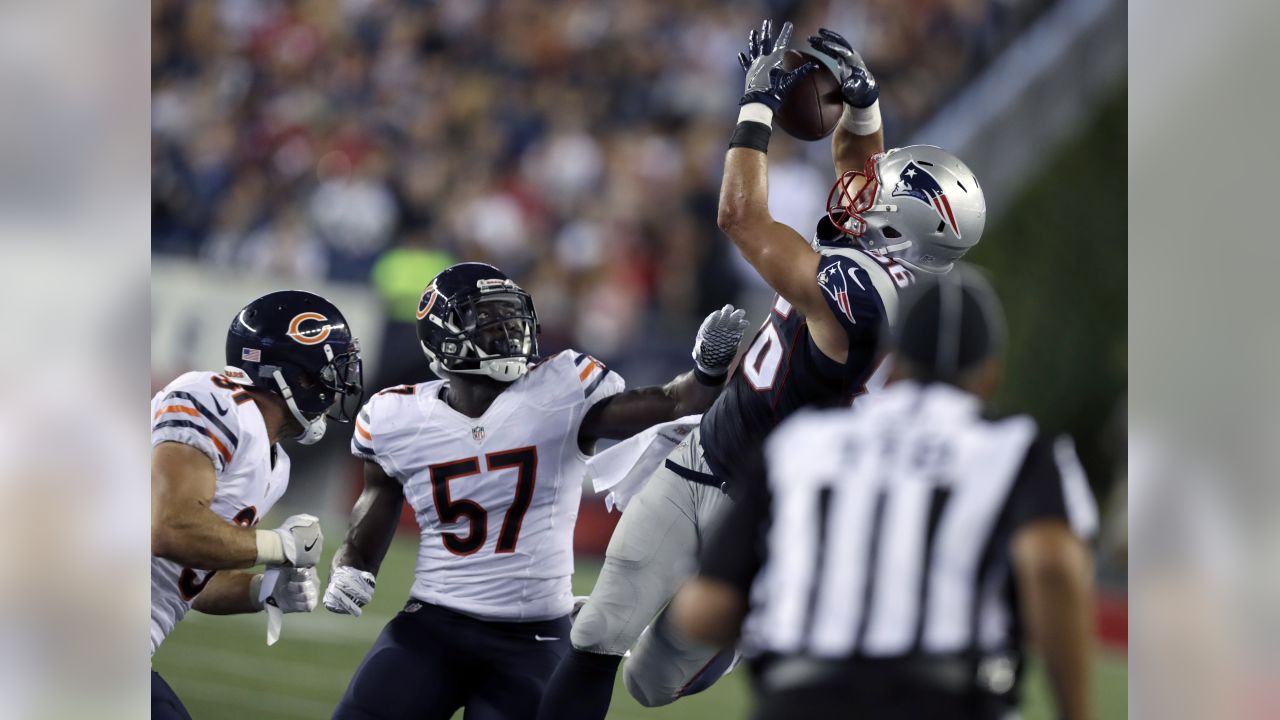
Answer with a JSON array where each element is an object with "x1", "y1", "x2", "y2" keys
[{"x1": 152, "y1": 0, "x2": 1050, "y2": 373}]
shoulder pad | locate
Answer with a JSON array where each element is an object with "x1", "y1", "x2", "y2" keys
[{"x1": 152, "y1": 373, "x2": 248, "y2": 472}]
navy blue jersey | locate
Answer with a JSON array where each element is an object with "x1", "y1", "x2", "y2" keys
[{"x1": 699, "y1": 230, "x2": 913, "y2": 488}]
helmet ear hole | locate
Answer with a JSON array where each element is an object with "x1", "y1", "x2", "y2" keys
[{"x1": 883, "y1": 226, "x2": 902, "y2": 239}]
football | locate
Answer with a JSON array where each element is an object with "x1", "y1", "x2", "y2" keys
[{"x1": 775, "y1": 49, "x2": 844, "y2": 141}]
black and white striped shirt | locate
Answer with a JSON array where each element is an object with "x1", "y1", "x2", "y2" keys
[{"x1": 701, "y1": 380, "x2": 1097, "y2": 660}]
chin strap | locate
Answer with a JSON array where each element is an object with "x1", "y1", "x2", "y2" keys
[
  {"x1": 478, "y1": 357, "x2": 528, "y2": 382},
  {"x1": 272, "y1": 369, "x2": 327, "y2": 445},
  {"x1": 422, "y1": 341, "x2": 528, "y2": 383}
]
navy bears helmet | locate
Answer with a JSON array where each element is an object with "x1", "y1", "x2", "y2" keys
[
  {"x1": 224, "y1": 290, "x2": 363, "y2": 444},
  {"x1": 416, "y1": 262, "x2": 539, "y2": 383}
]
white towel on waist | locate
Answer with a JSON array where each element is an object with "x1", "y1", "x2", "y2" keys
[{"x1": 586, "y1": 415, "x2": 702, "y2": 512}]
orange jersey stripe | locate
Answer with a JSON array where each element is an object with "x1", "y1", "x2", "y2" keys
[
  {"x1": 154, "y1": 405, "x2": 200, "y2": 420},
  {"x1": 578, "y1": 360, "x2": 602, "y2": 382},
  {"x1": 209, "y1": 433, "x2": 233, "y2": 465},
  {"x1": 356, "y1": 421, "x2": 372, "y2": 441}
]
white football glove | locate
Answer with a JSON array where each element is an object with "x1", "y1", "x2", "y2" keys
[
  {"x1": 692, "y1": 304, "x2": 751, "y2": 377},
  {"x1": 252, "y1": 567, "x2": 319, "y2": 614},
  {"x1": 324, "y1": 565, "x2": 377, "y2": 617},
  {"x1": 256, "y1": 514, "x2": 323, "y2": 568}
]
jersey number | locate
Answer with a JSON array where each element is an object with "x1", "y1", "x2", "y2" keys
[
  {"x1": 178, "y1": 507, "x2": 257, "y2": 601},
  {"x1": 210, "y1": 375, "x2": 252, "y2": 404},
  {"x1": 742, "y1": 322, "x2": 784, "y2": 391},
  {"x1": 429, "y1": 447, "x2": 538, "y2": 556}
]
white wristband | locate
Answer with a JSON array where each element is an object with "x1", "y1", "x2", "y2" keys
[
  {"x1": 255, "y1": 529, "x2": 285, "y2": 566},
  {"x1": 737, "y1": 103, "x2": 775, "y2": 127},
  {"x1": 839, "y1": 100, "x2": 882, "y2": 135},
  {"x1": 249, "y1": 573, "x2": 265, "y2": 611}
]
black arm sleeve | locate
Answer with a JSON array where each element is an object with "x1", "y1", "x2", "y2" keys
[{"x1": 699, "y1": 445, "x2": 771, "y2": 594}]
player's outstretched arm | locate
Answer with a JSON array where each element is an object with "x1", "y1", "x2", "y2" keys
[
  {"x1": 578, "y1": 306, "x2": 749, "y2": 450},
  {"x1": 718, "y1": 21, "x2": 853, "y2": 364},
  {"x1": 325, "y1": 461, "x2": 403, "y2": 616},
  {"x1": 806, "y1": 28, "x2": 885, "y2": 177},
  {"x1": 1013, "y1": 520, "x2": 1096, "y2": 720},
  {"x1": 719, "y1": 20, "x2": 824, "y2": 313}
]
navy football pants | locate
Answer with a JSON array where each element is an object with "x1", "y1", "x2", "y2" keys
[
  {"x1": 151, "y1": 671, "x2": 193, "y2": 720},
  {"x1": 333, "y1": 600, "x2": 571, "y2": 720}
]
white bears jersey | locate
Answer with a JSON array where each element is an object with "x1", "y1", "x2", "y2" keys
[
  {"x1": 351, "y1": 350, "x2": 624, "y2": 622},
  {"x1": 150, "y1": 371, "x2": 290, "y2": 655}
]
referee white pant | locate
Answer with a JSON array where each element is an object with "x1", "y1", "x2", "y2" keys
[{"x1": 570, "y1": 427, "x2": 735, "y2": 706}]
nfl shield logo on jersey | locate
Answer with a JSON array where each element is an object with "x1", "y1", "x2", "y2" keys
[{"x1": 472, "y1": 426, "x2": 485, "y2": 443}]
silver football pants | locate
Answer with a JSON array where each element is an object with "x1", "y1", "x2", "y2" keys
[{"x1": 570, "y1": 428, "x2": 735, "y2": 707}]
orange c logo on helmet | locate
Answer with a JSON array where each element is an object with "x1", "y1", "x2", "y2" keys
[
  {"x1": 287, "y1": 312, "x2": 333, "y2": 345},
  {"x1": 416, "y1": 285, "x2": 439, "y2": 320}
]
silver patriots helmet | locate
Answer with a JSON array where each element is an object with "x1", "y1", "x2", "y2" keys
[{"x1": 826, "y1": 145, "x2": 986, "y2": 274}]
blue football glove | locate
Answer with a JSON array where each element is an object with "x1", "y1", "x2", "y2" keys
[
  {"x1": 807, "y1": 28, "x2": 879, "y2": 109},
  {"x1": 736, "y1": 20, "x2": 819, "y2": 112}
]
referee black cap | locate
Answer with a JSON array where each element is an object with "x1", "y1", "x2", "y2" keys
[{"x1": 892, "y1": 263, "x2": 1005, "y2": 382}]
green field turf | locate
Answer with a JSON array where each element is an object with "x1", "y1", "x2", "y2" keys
[{"x1": 153, "y1": 536, "x2": 1127, "y2": 719}]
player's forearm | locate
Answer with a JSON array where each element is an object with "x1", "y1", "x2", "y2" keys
[
  {"x1": 151, "y1": 506, "x2": 259, "y2": 570},
  {"x1": 667, "y1": 371, "x2": 723, "y2": 417},
  {"x1": 191, "y1": 570, "x2": 261, "y2": 615},
  {"x1": 716, "y1": 145, "x2": 823, "y2": 311},
  {"x1": 717, "y1": 147, "x2": 774, "y2": 258},
  {"x1": 1017, "y1": 531, "x2": 1095, "y2": 720},
  {"x1": 586, "y1": 386, "x2": 680, "y2": 442},
  {"x1": 333, "y1": 498, "x2": 401, "y2": 575},
  {"x1": 1036, "y1": 566, "x2": 1095, "y2": 720},
  {"x1": 582, "y1": 375, "x2": 720, "y2": 443},
  {"x1": 832, "y1": 124, "x2": 884, "y2": 177},
  {"x1": 332, "y1": 534, "x2": 392, "y2": 576}
]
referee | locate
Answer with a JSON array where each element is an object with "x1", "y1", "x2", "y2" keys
[{"x1": 671, "y1": 266, "x2": 1098, "y2": 719}]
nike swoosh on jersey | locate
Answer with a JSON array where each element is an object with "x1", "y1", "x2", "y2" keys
[
  {"x1": 304, "y1": 538, "x2": 318, "y2": 552},
  {"x1": 847, "y1": 265, "x2": 867, "y2": 291},
  {"x1": 212, "y1": 396, "x2": 229, "y2": 416}
]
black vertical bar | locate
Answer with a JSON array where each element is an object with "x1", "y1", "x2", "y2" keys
[
  {"x1": 911, "y1": 484, "x2": 952, "y2": 652},
  {"x1": 800, "y1": 486, "x2": 834, "y2": 651},
  {"x1": 852, "y1": 489, "x2": 889, "y2": 653}
]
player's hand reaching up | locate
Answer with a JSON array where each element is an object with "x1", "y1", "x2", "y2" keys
[
  {"x1": 257, "y1": 513, "x2": 324, "y2": 568},
  {"x1": 693, "y1": 304, "x2": 751, "y2": 379},
  {"x1": 324, "y1": 566, "x2": 377, "y2": 617},
  {"x1": 737, "y1": 20, "x2": 818, "y2": 111},
  {"x1": 254, "y1": 567, "x2": 320, "y2": 614},
  {"x1": 807, "y1": 28, "x2": 879, "y2": 109}
]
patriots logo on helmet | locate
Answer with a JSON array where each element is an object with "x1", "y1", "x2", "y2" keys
[{"x1": 891, "y1": 162, "x2": 961, "y2": 238}]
